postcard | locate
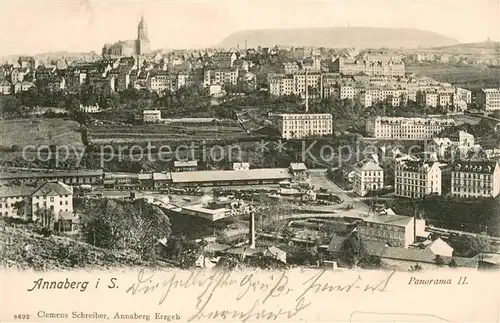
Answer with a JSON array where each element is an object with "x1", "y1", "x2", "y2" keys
[{"x1": 1, "y1": 0, "x2": 499, "y2": 322}]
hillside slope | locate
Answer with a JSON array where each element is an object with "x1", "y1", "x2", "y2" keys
[
  {"x1": 417, "y1": 41, "x2": 500, "y2": 55},
  {"x1": 217, "y1": 27, "x2": 458, "y2": 49},
  {"x1": 0, "y1": 226, "x2": 163, "y2": 270}
]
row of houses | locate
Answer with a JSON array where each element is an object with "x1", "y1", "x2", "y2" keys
[
  {"x1": 0, "y1": 51, "x2": 257, "y2": 97},
  {"x1": 268, "y1": 69, "x2": 470, "y2": 111},
  {"x1": 353, "y1": 155, "x2": 500, "y2": 199}
]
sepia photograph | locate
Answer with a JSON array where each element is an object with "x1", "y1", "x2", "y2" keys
[{"x1": 0, "y1": 0, "x2": 499, "y2": 322}]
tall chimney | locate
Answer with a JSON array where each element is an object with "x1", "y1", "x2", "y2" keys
[
  {"x1": 249, "y1": 211, "x2": 256, "y2": 248},
  {"x1": 305, "y1": 68, "x2": 309, "y2": 113},
  {"x1": 413, "y1": 204, "x2": 417, "y2": 243},
  {"x1": 245, "y1": 40, "x2": 248, "y2": 51}
]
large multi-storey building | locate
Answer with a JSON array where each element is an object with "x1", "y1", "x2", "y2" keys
[
  {"x1": 0, "y1": 181, "x2": 74, "y2": 230},
  {"x1": 332, "y1": 53, "x2": 405, "y2": 77},
  {"x1": 455, "y1": 87, "x2": 472, "y2": 104},
  {"x1": 478, "y1": 88, "x2": 500, "y2": 111},
  {"x1": 204, "y1": 68, "x2": 239, "y2": 87},
  {"x1": 269, "y1": 71, "x2": 322, "y2": 98},
  {"x1": 282, "y1": 62, "x2": 300, "y2": 74},
  {"x1": 366, "y1": 116, "x2": 456, "y2": 140},
  {"x1": 148, "y1": 71, "x2": 175, "y2": 94},
  {"x1": 449, "y1": 130, "x2": 475, "y2": 148},
  {"x1": 451, "y1": 161, "x2": 500, "y2": 198},
  {"x1": 293, "y1": 71, "x2": 322, "y2": 98},
  {"x1": 417, "y1": 89, "x2": 455, "y2": 108},
  {"x1": 353, "y1": 160, "x2": 384, "y2": 196},
  {"x1": 358, "y1": 214, "x2": 425, "y2": 248},
  {"x1": 210, "y1": 52, "x2": 237, "y2": 69},
  {"x1": 275, "y1": 113, "x2": 333, "y2": 139},
  {"x1": 395, "y1": 160, "x2": 442, "y2": 199}
]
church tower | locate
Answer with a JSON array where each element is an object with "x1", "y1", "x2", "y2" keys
[{"x1": 136, "y1": 15, "x2": 150, "y2": 55}]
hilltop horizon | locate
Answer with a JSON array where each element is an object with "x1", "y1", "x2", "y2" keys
[{"x1": 0, "y1": 26, "x2": 469, "y2": 61}]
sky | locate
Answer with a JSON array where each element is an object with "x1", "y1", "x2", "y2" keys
[{"x1": 0, "y1": 0, "x2": 499, "y2": 57}]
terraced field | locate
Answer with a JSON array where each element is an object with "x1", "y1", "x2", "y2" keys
[{"x1": 90, "y1": 121, "x2": 249, "y2": 144}]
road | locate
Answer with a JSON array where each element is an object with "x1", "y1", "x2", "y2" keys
[{"x1": 308, "y1": 172, "x2": 370, "y2": 214}]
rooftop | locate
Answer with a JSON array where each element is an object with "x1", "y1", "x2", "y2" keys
[
  {"x1": 363, "y1": 214, "x2": 414, "y2": 227},
  {"x1": 0, "y1": 169, "x2": 103, "y2": 180},
  {"x1": 32, "y1": 181, "x2": 73, "y2": 196},
  {"x1": 171, "y1": 168, "x2": 292, "y2": 184},
  {"x1": 354, "y1": 160, "x2": 382, "y2": 172},
  {"x1": 365, "y1": 241, "x2": 437, "y2": 263},
  {"x1": 0, "y1": 184, "x2": 35, "y2": 198},
  {"x1": 396, "y1": 160, "x2": 439, "y2": 173},
  {"x1": 452, "y1": 161, "x2": 498, "y2": 173},
  {"x1": 174, "y1": 160, "x2": 198, "y2": 168},
  {"x1": 289, "y1": 163, "x2": 307, "y2": 171}
]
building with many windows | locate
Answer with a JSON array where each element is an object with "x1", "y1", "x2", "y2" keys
[
  {"x1": 203, "y1": 68, "x2": 239, "y2": 87},
  {"x1": 455, "y1": 87, "x2": 472, "y2": 104},
  {"x1": 417, "y1": 88, "x2": 455, "y2": 108},
  {"x1": 395, "y1": 160, "x2": 442, "y2": 199},
  {"x1": 332, "y1": 53, "x2": 405, "y2": 77},
  {"x1": 451, "y1": 161, "x2": 500, "y2": 198},
  {"x1": 353, "y1": 160, "x2": 384, "y2": 196},
  {"x1": 358, "y1": 214, "x2": 425, "y2": 248},
  {"x1": 274, "y1": 113, "x2": 333, "y2": 139},
  {"x1": 366, "y1": 116, "x2": 456, "y2": 140},
  {"x1": 143, "y1": 110, "x2": 162, "y2": 123},
  {"x1": 478, "y1": 88, "x2": 500, "y2": 111},
  {"x1": 0, "y1": 181, "x2": 75, "y2": 231}
]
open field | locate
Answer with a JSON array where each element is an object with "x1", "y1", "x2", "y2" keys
[
  {"x1": 406, "y1": 63, "x2": 500, "y2": 90},
  {"x1": 0, "y1": 118, "x2": 83, "y2": 149},
  {"x1": 90, "y1": 121, "x2": 249, "y2": 144}
]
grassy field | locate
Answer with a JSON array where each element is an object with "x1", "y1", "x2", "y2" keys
[
  {"x1": 0, "y1": 118, "x2": 83, "y2": 149},
  {"x1": 406, "y1": 63, "x2": 500, "y2": 90}
]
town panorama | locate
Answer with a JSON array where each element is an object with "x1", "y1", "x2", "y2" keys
[{"x1": 1, "y1": 14, "x2": 500, "y2": 273}]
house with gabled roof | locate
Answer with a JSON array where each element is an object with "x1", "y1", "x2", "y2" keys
[
  {"x1": 353, "y1": 160, "x2": 384, "y2": 196},
  {"x1": 0, "y1": 181, "x2": 76, "y2": 232}
]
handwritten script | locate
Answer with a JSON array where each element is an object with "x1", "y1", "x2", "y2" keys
[{"x1": 125, "y1": 269, "x2": 395, "y2": 322}]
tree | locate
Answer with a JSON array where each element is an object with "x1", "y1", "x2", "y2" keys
[
  {"x1": 449, "y1": 235, "x2": 490, "y2": 257},
  {"x1": 340, "y1": 232, "x2": 367, "y2": 267},
  {"x1": 81, "y1": 198, "x2": 171, "y2": 260},
  {"x1": 281, "y1": 226, "x2": 296, "y2": 244},
  {"x1": 13, "y1": 200, "x2": 27, "y2": 219},
  {"x1": 434, "y1": 255, "x2": 445, "y2": 266}
]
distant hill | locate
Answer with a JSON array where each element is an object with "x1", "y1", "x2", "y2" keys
[
  {"x1": 217, "y1": 27, "x2": 458, "y2": 49},
  {"x1": 417, "y1": 41, "x2": 500, "y2": 56},
  {"x1": 1, "y1": 51, "x2": 97, "y2": 63}
]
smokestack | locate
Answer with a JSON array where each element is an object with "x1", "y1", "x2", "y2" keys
[
  {"x1": 413, "y1": 204, "x2": 418, "y2": 243},
  {"x1": 249, "y1": 211, "x2": 256, "y2": 248},
  {"x1": 305, "y1": 68, "x2": 309, "y2": 113},
  {"x1": 245, "y1": 40, "x2": 248, "y2": 51}
]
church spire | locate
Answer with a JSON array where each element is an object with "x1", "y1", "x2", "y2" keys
[{"x1": 137, "y1": 14, "x2": 148, "y2": 40}]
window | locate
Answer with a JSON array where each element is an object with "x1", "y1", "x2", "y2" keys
[{"x1": 50, "y1": 197, "x2": 54, "y2": 202}]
